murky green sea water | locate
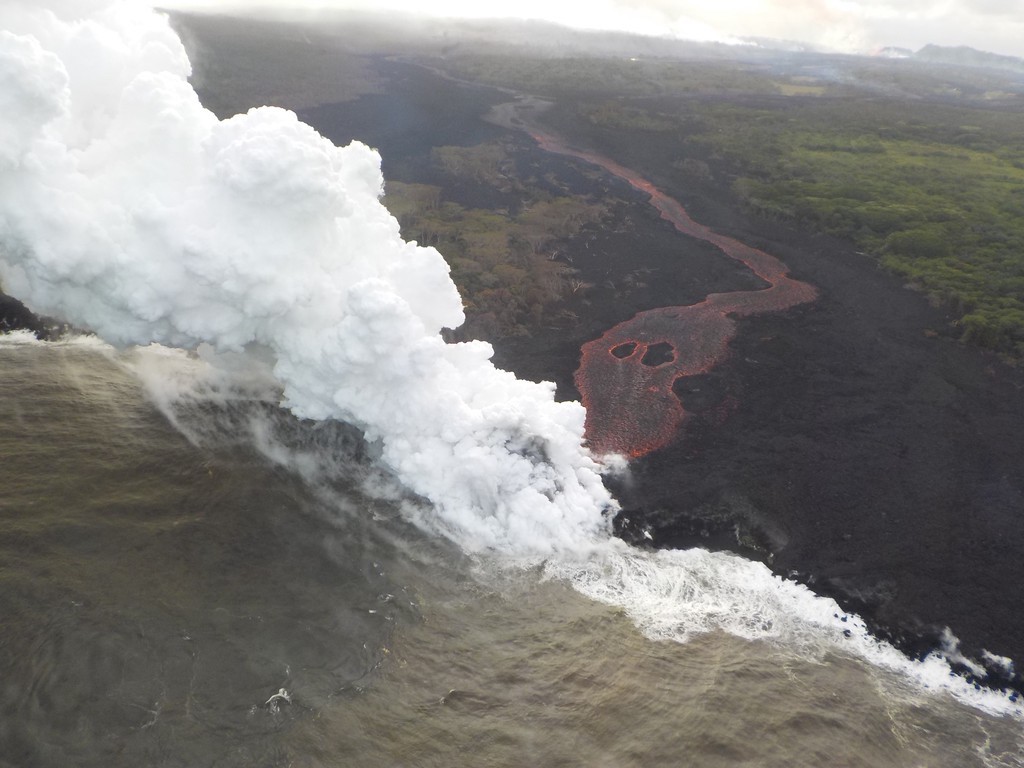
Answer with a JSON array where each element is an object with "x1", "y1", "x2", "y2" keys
[{"x1": 1, "y1": 335, "x2": 1021, "y2": 767}]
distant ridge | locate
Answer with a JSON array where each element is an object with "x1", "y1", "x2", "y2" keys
[{"x1": 913, "y1": 44, "x2": 1024, "y2": 73}]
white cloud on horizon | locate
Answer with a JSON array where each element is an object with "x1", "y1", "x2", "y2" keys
[{"x1": 156, "y1": 0, "x2": 1024, "y2": 58}]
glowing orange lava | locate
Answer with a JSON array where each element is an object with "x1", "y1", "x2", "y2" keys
[{"x1": 526, "y1": 124, "x2": 817, "y2": 458}]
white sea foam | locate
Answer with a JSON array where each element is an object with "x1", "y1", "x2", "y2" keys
[
  {"x1": 0, "y1": 329, "x2": 45, "y2": 346},
  {"x1": 542, "y1": 544, "x2": 1024, "y2": 717},
  {"x1": 1, "y1": 1, "x2": 1019, "y2": 720},
  {"x1": 0, "y1": 327, "x2": 111, "y2": 349}
]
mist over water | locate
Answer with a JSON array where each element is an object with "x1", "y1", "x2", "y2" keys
[{"x1": 2, "y1": 3, "x2": 1024, "y2": 762}]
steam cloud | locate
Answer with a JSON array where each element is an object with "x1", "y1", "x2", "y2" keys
[{"x1": 0, "y1": 1, "x2": 614, "y2": 553}]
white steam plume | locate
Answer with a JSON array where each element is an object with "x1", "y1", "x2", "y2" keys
[{"x1": 0, "y1": 1, "x2": 615, "y2": 553}]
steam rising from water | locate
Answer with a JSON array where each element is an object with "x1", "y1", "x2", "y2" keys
[
  {"x1": 0, "y1": 1, "x2": 613, "y2": 553},
  {"x1": 2, "y1": 2, "x2": 1021, "y2": 719}
]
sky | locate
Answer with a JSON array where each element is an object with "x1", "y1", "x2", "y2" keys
[{"x1": 158, "y1": 0, "x2": 1024, "y2": 58}]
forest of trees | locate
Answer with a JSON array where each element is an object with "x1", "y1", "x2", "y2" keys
[{"x1": 692, "y1": 100, "x2": 1024, "y2": 355}]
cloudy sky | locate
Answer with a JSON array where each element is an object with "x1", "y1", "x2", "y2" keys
[{"x1": 159, "y1": 0, "x2": 1024, "y2": 58}]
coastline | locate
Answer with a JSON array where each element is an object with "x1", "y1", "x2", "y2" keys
[{"x1": 10, "y1": 18, "x2": 1024, "y2": 694}]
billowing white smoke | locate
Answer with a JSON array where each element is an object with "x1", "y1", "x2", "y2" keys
[{"x1": 0, "y1": 1, "x2": 615, "y2": 552}]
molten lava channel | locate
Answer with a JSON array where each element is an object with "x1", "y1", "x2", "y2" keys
[{"x1": 525, "y1": 122, "x2": 817, "y2": 459}]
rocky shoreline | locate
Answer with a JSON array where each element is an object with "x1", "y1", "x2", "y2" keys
[{"x1": 0, "y1": 292, "x2": 65, "y2": 339}]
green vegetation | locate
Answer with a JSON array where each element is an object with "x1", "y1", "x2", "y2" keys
[
  {"x1": 440, "y1": 50, "x2": 1024, "y2": 104},
  {"x1": 443, "y1": 54, "x2": 779, "y2": 97},
  {"x1": 383, "y1": 143, "x2": 606, "y2": 339},
  {"x1": 688, "y1": 100, "x2": 1024, "y2": 355}
]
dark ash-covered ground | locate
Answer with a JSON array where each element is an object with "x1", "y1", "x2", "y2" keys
[{"x1": 0, "y1": 293, "x2": 66, "y2": 339}]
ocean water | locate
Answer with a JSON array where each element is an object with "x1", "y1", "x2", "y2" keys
[{"x1": 1, "y1": 332, "x2": 1022, "y2": 768}]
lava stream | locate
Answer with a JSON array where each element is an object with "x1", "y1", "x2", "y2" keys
[{"x1": 524, "y1": 121, "x2": 816, "y2": 458}]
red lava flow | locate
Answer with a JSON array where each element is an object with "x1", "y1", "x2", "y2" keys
[{"x1": 525, "y1": 120, "x2": 817, "y2": 459}]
